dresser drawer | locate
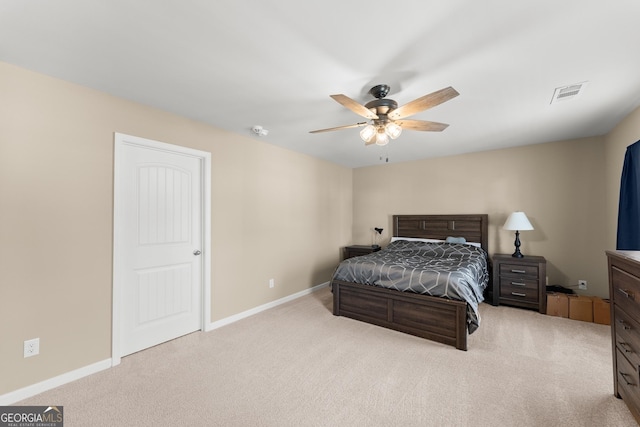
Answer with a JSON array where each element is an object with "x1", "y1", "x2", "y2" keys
[
  {"x1": 615, "y1": 305, "x2": 640, "y2": 368},
  {"x1": 612, "y1": 265, "x2": 640, "y2": 314},
  {"x1": 499, "y1": 263, "x2": 539, "y2": 278},
  {"x1": 616, "y1": 348, "x2": 640, "y2": 411}
]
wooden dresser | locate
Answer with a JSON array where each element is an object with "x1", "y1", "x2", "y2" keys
[
  {"x1": 607, "y1": 250, "x2": 640, "y2": 423},
  {"x1": 492, "y1": 254, "x2": 547, "y2": 313}
]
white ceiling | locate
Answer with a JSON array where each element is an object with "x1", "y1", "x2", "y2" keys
[{"x1": 2, "y1": 0, "x2": 640, "y2": 168}]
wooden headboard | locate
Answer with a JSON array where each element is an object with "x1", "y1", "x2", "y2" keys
[{"x1": 392, "y1": 214, "x2": 489, "y2": 252}]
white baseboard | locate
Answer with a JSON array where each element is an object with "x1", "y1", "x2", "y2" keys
[
  {"x1": 0, "y1": 282, "x2": 330, "y2": 404},
  {"x1": 0, "y1": 358, "x2": 112, "y2": 405},
  {"x1": 205, "y1": 281, "x2": 330, "y2": 331}
]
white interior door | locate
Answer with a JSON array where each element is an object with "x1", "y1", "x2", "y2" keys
[{"x1": 113, "y1": 133, "x2": 209, "y2": 359}]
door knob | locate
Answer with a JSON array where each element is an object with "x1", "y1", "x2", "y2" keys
[{"x1": 193, "y1": 250, "x2": 202, "y2": 256}]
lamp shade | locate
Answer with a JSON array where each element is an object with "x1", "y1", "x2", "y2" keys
[
  {"x1": 375, "y1": 129, "x2": 389, "y2": 146},
  {"x1": 385, "y1": 122, "x2": 402, "y2": 139},
  {"x1": 503, "y1": 212, "x2": 534, "y2": 231},
  {"x1": 359, "y1": 124, "x2": 376, "y2": 142}
]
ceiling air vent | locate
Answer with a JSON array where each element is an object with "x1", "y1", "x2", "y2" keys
[{"x1": 550, "y1": 81, "x2": 588, "y2": 104}]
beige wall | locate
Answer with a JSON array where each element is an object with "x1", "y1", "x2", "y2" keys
[
  {"x1": 352, "y1": 137, "x2": 609, "y2": 297},
  {"x1": 0, "y1": 62, "x2": 352, "y2": 395},
  {"x1": 3, "y1": 57, "x2": 639, "y2": 399}
]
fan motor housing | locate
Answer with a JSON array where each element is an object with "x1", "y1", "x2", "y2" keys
[{"x1": 365, "y1": 98, "x2": 398, "y2": 116}]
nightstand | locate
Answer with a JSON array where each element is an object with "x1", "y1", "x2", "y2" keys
[
  {"x1": 344, "y1": 245, "x2": 381, "y2": 260},
  {"x1": 492, "y1": 254, "x2": 547, "y2": 313}
]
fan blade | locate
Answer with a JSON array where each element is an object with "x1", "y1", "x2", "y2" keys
[
  {"x1": 389, "y1": 86, "x2": 459, "y2": 120},
  {"x1": 396, "y1": 119, "x2": 449, "y2": 132},
  {"x1": 309, "y1": 122, "x2": 368, "y2": 134},
  {"x1": 364, "y1": 139, "x2": 377, "y2": 146},
  {"x1": 330, "y1": 94, "x2": 379, "y2": 120}
]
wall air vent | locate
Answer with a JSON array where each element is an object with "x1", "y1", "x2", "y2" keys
[{"x1": 551, "y1": 81, "x2": 589, "y2": 104}]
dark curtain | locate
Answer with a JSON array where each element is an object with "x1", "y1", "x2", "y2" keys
[{"x1": 617, "y1": 140, "x2": 640, "y2": 250}]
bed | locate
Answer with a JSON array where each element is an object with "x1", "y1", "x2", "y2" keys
[{"x1": 331, "y1": 214, "x2": 489, "y2": 351}]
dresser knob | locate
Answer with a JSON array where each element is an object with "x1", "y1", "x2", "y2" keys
[
  {"x1": 618, "y1": 288, "x2": 632, "y2": 299},
  {"x1": 511, "y1": 292, "x2": 526, "y2": 297},
  {"x1": 619, "y1": 342, "x2": 634, "y2": 354},
  {"x1": 511, "y1": 269, "x2": 526, "y2": 274},
  {"x1": 620, "y1": 372, "x2": 636, "y2": 386},
  {"x1": 618, "y1": 319, "x2": 631, "y2": 330}
]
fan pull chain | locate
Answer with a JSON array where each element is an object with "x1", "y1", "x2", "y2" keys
[{"x1": 379, "y1": 148, "x2": 389, "y2": 163}]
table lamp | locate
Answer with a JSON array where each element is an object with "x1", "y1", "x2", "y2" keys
[
  {"x1": 503, "y1": 212, "x2": 534, "y2": 258},
  {"x1": 373, "y1": 227, "x2": 383, "y2": 248}
]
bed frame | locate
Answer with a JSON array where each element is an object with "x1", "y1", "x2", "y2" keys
[{"x1": 332, "y1": 214, "x2": 489, "y2": 351}]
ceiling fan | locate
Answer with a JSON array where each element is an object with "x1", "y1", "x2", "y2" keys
[{"x1": 310, "y1": 84, "x2": 459, "y2": 146}]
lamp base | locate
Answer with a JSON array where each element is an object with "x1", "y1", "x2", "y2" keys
[{"x1": 512, "y1": 230, "x2": 524, "y2": 258}]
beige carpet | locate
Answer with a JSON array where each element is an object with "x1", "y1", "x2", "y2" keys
[{"x1": 19, "y1": 287, "x2": 638, "y2": 426}]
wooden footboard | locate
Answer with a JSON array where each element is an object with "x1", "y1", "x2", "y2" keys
[{"x1": 332, "y1": 280, "x2": 468, "y2": 351}]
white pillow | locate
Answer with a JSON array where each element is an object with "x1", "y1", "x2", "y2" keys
[
  {"x1": 462, "y1": 241, "x2": 482, "y2": 248},
  {"x1": 390, "y1": 237, "x2": 445, "y2": 243},
  {"x1": 390, "y1": 236, "x2": 482, "y2": 248}
]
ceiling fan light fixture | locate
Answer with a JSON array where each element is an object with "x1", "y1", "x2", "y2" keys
[
  {"x1": 375, "y1": 128, "x2": 389, "y2": 146},
  {"x1": 385, "y1": 122, "x2": 402, "y2": 139},
  {"x1": 360, "y1": 124, "x2": 376, "y2": 142},
  {"x1": 310, "y1": 84, "x2": 458, "y2": 149}
]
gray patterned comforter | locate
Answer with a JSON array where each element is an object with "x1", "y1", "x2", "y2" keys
[{"x1": 332, "y1": 239, "x2": 489, "y2": 333}]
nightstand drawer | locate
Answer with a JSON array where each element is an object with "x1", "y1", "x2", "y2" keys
[
  {"x1": 500, "y1": 282, "x2": 539, "y2": 303},
  {"x1": 499, "y1": 263, "x2": 539, "y2": 278}
]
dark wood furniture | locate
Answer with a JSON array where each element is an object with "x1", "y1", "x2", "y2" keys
[
  {"x1": 492, "y1": 254, "x2": 547, "y2": 313},
  {"x1": 607, "y1": 250, "x2": 640, "y2": 424},
  {"x1": 332, "y1": 214, "x2": 489, "y2": 351},
  {"x1": 344, "y1": 245, "x2": 381, "y2": 260}
]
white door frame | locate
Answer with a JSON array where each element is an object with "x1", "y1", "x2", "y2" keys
[{"x1": 112, "y1": 132, "x2": 211, "y2": 366}]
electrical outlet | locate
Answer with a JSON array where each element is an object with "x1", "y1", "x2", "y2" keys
[
  {"x1": 24, "y1": 338, "x2": 40, "y2": 358},
  {"x1": 578, "y1": 280, "x2": 587, "y2": 290},
  {"x1": 269, "y1": 278, "x2": 275, "y2": 288}
]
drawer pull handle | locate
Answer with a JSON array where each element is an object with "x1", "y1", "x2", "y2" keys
[
  {"x1": 511, "y1": 282, "x2": 526, "y2": 286},
  {"x1": 619, "y1": 341, "x2": 633, "y2": 354},
  {"x1": 511, "y1": 292, "x2": 527, "y2": 297},
  {"x1": 511, "y1": 269, "x2": 527, "y2": 274},
  {"x1": 618, "y1": 319, "x2": 631, "y2": 330},
  {"x1": 618, "y1": 288, "x2": 632, "y2": 299},
  {"x1": 620, "y1": 372, "x2": 635, "y2": 386}
]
